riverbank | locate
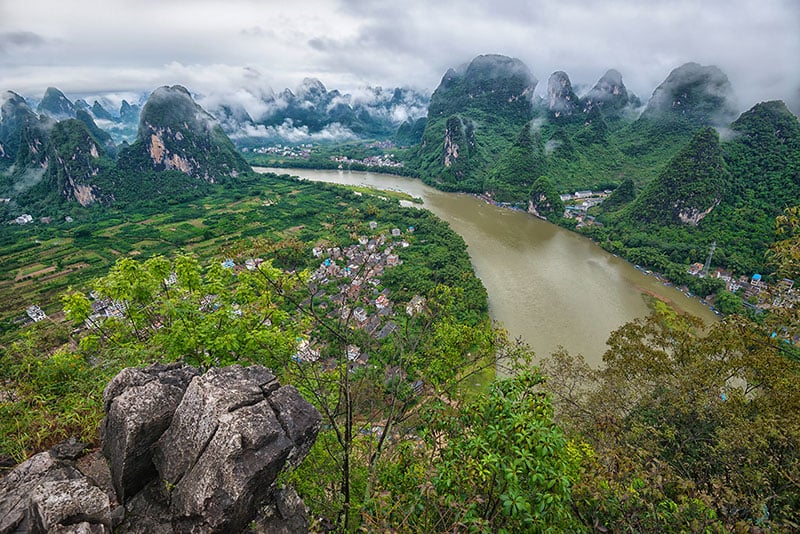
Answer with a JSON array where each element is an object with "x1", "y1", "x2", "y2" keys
[
  {"x1": 256, "y1": 167, "x2": 719, "y2": 367},
  {"x1": 465, "y1": 187, "x2": 723, "y2": 321}
]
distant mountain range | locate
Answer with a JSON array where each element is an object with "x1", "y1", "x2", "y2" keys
[
  {"x1": 10, "y1": 80, "x2": 430, "y2": 148},
  {"x1": 208, "y1": 79, "x2": 430, "y2": 146}
]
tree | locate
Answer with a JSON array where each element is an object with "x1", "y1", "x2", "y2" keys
[
  {"x1": 714, "y1": 289, "x2": 743, "y2": 315},
  {"x1": 63, "y1": 253, "x2": 299, "y2": 369},
  {"x1": 362, "y1": 366, "x2": 580, "y2": 533},
  {"x1": 529, "y1": 176, "x2": 564, "y2": 222},
  {"x1": 541, "y1": 312, "x2": 800, "y2": 531},
  {"x1": 770, "y1": 205, "x2": 800, "y2": 280}
]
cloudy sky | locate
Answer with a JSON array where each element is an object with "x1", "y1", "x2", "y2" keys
[{"x1": 1, "y1": 0, "x2": 798, "y2": 113}]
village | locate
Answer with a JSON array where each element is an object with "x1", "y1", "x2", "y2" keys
[
  {"x1": 687, "y1": 262, "x2": 798, "y2": 316},
  {"x1": 560, "y1": 189, "x2": 611, "y2": 226},
  {"x1": 330, "y1": 153, "x2": 404, "y2": 169},
  {"x1": 66, "y1": 224, "x2": 426, "y2": 367},
  {"x1": 243, "y1": 143, "x2": 313, "y2": 159},
  {"x1": 293, "y1": 223, "x2": 425, "y2": 367}
]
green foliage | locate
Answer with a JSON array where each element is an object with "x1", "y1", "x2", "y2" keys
[
  {"x1": 395, "y1": 117, "x2": 426, "y2": 146},
  {"x1": 542, "y1": 314, "x2": 800, "y2": 531},
  {"x1": 0, "y1": 321, "x2": 107, "y2": 463},
  {"x1": 486, "y1": 122, "x2": 547, "y2": 202},
  {"x1": 595, "y1": 101, "x2": 800, "y2": 279},
  {"x1": 413, "y1": 55, "x2": 535, "y2": 193},
  {"x1": 624, "y1": 127, "x2": 729, "y2": 226},
  {"x1": 75, "y1": 109, "x2": 116, "y2": 158},
  {"x1": 529, "y1": 176, "x2": 564, "y2": 222},
  {"x1": 68, "y1": 254, "x2": 299, "y2": 369},
  {"x1": 112, "y1": 85, "x2": 250, "y2": 184},
  {"x1": 598, "y1": 178, "x2": 635, "y2": 213},
  {"x1": 431, "y1": 370, "x2": 578, "y2": 532},
  {"x1": 365, "y1": 369, "x2": 580, "y2": 533},
  {"x1": 714, "y1": 289, "x2": 744, "y2": 315}
]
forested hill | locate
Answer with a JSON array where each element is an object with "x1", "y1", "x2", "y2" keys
[
  {"x1": 411, "y1": 54, "x2": 537, "y2": 195},
  {"x1": 622, "y1": 127, "x2": 729, "y2": 227},
  {"x1": 589, "y1": 100, "x2": 800, "y2": 278},
  {"x1": 116, "y1": 85, "x2": 250, "y2": 180},
  {"x1": 1, "y1": 85, "x2": 252, "y2": 216},
  {"x1": 407, "y1": 55, "x2": 798, "y2": 279},
  {"x1": 410, "y1": 58, "x2": 745, "y2": 201}
]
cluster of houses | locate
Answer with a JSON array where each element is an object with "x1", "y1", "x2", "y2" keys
[
  {"x1": 8, "y1": 213, "x2": 73, "y2": 225},
  {"x1": 84, "y1": 291, "x2": 127, "y2": 329},
  {"x1": 331, "y1": 153, "x2": 404, "y2": 169},
  {"x1": 243, "y1": 144, "x2": 313, "y2": 159},
  {"x1": 292, "y1": 226, "x2": 425, "y2": 366},
  {"x1": 561, "y1": 190, "x2": 610, "y2": 225},
  {"x1": 25, "y1": 222, "x2": 428, "y2": 372},
  {"x1": 689, "y1": 264, "x2": 798, "y2": 314}
]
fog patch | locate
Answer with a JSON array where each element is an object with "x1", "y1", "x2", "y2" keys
[
  {"x1": 529, "y1": 118, "x2": 546, "y2": 133},
  {"x1": 544, "y1": 139, "x2": 561, "y2": 155},
  {"x1": 8, "y1": 167, "x2": 46, "y2": 194},
  {"x1": 230, "y1": 119, "x2": 358, "y2": 143},
  {"x1": 715, "y1": 126, "x2": 740, "y2": 142}
]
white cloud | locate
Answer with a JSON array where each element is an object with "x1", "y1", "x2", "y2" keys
[
  {"x1": 230, "y1": 119, "x2": 358, "y2": 143},
  {"x1": 0, "y1": 0, "x2": 797, "y2": 113}
]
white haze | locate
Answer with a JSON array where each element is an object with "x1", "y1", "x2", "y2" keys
[{"x1": 231, "y1": 120, "x2": 358, "y2": 143}]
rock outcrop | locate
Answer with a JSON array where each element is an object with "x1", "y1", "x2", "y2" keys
[
  {"x1": 581, "y1": 69, "x2": 638, "y2": 115},
  {"x1": 547, "y1": 71, "x2": 580, "y2": 119},
  {"x1": 101, "y1": 363, "x2": 200, "y2": 503},
  {"x1": 0, "y1": 363, "x2": 321, "y2": 534}
]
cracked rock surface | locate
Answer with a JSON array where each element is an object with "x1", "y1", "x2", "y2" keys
[{"x1": 0, "y1": 363, "x2": 321, "y2": 534}]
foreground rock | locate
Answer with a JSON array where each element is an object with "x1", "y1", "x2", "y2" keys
[{"x1": 0, "y1": 363, "x2": 321, "y2": 534}]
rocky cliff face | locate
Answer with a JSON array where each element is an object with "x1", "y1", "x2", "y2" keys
[
  {"x1": 0, "y1": 363, "x2": 321, "y2": 534},
  {"x1": 45, "y1": 119, "x2": 107, "y2": 206},
  {"x1": 581, "y1": 69, "x2": 637, "y2": 114},
  {"x1": 547, "y1": 71, "x2": 580, "y2": 119},
  {"x1": 119, "y1": 85, "x2": 250, "y2": 181}
]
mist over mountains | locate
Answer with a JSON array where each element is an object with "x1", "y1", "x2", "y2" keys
[
  {"x1": 10, "y1": 53, "x2": 787, "y2": 153},
  {"x1": 15, "y1": 80, "x2": 430, "y2": 147}
]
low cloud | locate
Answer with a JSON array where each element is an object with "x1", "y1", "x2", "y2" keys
[
  {"x1": 230, "y1": 119, "x2": 358, "y2": 143},
  {"x1": 0, "y1": 0, "x2": 797, "y2": 117},
  {"x1": 544, "y1": 139, "x2": 561, "y2": 155},
  {"x1": 0, "y1": 31, "x2": 45, "y2": 52}
]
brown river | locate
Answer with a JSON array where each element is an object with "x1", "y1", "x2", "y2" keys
[{"x1": 256, "y1": 167, "x2": 718, "y2": 367}]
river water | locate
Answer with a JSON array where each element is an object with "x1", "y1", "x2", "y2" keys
[{"x1": 256, "y1": 167, "x2": 718, "y2": 367}]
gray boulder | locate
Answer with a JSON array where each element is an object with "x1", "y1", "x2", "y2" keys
[
  {"x1": 154, "y1": 365, "x2": 321, "y2": 533},
  {"x1": 28, "y1": 478, "x2": 111, "y2": 533},
  {"x1": 0, "y1": 449, "x2": 114, "y2": 534},
  {"x1": 0, "y1": 363, "x2": 320, "y2": 534},
  {"x1": 101, "y1": 362, "x2": 199, "y2": 502}
]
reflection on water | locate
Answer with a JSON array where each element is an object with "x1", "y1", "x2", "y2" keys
[{"x1": 257, "y1": 167, "x2": 717, "y2": 367}]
